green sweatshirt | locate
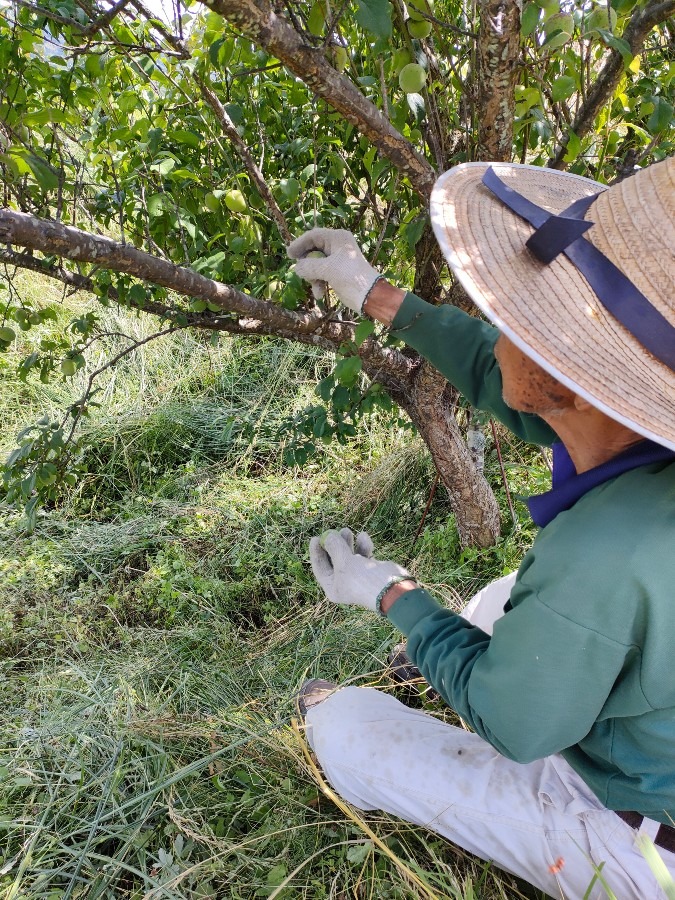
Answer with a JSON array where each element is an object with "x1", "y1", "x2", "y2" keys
[{"x1": 387, "y1": 293, "x2": 675, "y2": 824}]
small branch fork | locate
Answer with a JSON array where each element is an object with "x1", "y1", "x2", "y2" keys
[{"x1": 62, "y1": 323, "x2": 181, "y2": 449}]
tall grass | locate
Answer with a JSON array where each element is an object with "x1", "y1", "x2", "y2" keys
[{"x1": 1, "y1": 272, "x2": 550, "y2": 897}]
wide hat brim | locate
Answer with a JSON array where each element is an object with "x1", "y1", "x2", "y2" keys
[{"x1": 430, "y1": 160, "x2": 675, "y2": 451}]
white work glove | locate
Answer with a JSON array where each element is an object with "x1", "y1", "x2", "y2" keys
[
  {"x1": 309, "y1": 527, "x2": 412, "y2": 613},
  {"x1": 287, "y1": 228, "x2": 382, "y2": 312}
]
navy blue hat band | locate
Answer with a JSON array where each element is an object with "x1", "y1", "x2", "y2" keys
[{"x1": 482, "y1": 167, "x2": 675, "y2": 373}]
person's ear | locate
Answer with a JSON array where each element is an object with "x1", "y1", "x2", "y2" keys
[{"x1": 573, "y1": 394, "x2": 594, "y2": 413}]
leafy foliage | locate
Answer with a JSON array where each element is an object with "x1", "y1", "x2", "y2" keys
[{"x1": 0, "y1": 0, "x2": 673, "y2": 522}]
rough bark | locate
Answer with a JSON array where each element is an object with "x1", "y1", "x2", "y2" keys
[
  {"x1": 476, "y1": 0, "x2": 521, "y2": 161},
  {"x1": 197, "y1": 0, "x2": 437, "y2": 199},
  {"x1": 548, "y1": 0, "x2": 675, "y2": 169}
]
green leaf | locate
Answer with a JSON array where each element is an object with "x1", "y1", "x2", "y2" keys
[
  {"x1": 347, "y1": 841, "x2": 373, "y2": 864},
  {"x1": 147, "y1": 193, "x2": 169, "y2": 217},
  {"x1": 150, "y1": 157, "x2": 176, "y2": 176},
  {"x1": 354, "y1": 319, "x2": 375, "y2": 347},
  {"x1": 225, "y1": 103, "x2": 244, "y2": 125},
  {"x1": 334, "y1": 355, "x2": 362, "y2": 387},
  {"x1": 563, "y1": 130, "x2": 581, "y2": 164},
  {"x1": 317, "y1": 377, "x2": 333, "y2": 401},
  {"x1": 406, "y1": 91, "x2": 426, "y2": 121},
  {"x1": 551, "y1": 76, "x2": 576, "y2": 102},
  {"x1": 209, "y1": 38, "x2": 226, "y2": 67},
  {"x1": 128, "y1": 284, "x2": 147, "y2": 305},
  {"x1": 169, "y1": 168, "x2": 201, "y2": 181},
  {"x1": 646, "y1": 96, "x2": 674, "y2": 135},
  {"x1": 266, "y1": 864, "x2": 287, "y2": 886},
  {"x1": 6, "y1": 148, "x2": 59, "y2": 191},
  {"x1": 25, "y1": 152, "x2": 60, "y2": 192},
  {"x1": 521, "y1": 2, "x2": 541, "y2": 36},
  {"x1": 331, "y1": 385, "x2": 351, "y2": 410},
  {"x1": 355, "y1": 0, "x2": 392, "y2": 38},
  {"x1": 172, "y1": 129, "x2": 201, "y2": 149},
  {"x1": 307, "y1": 1, "x2": 326, "y2": 36},
  {"x1": 402, "y1": 215, "x2": 427, "y2": 250},
  {"x1": 23, "y1": 109, "x2": 68, "y2": 126}
]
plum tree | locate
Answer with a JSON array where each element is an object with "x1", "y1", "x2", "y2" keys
[{"x1": 0, "y1": 0, "x2": 673, "y2": 543}]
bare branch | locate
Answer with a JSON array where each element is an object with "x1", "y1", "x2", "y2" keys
[
  {"x1": 548, "y1": 0, "x2": 675, "y2": 169},
  {"x1": 80, "y1": 0, "x2": 132, "y2": 36},
  {"x1": 196, "y1": 0, "x2": 437, "y2": 199},
  {"x1": 0, "y1": 208, "x2": 301, "y2": 332},
  {"x1": 195, "y1": 77, "x2": 293, "y2": 243},
  {"x1": 63, "y1": 322, "x2": 182, "y2": 446}
]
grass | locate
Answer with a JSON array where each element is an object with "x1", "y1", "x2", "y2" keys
[{"x1": 1, "y1": 270, "x2": 557, "y2": 898}]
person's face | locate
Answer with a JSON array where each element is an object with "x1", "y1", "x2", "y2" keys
[{"x1": 494, "y1": 334, "x2": 576, "y2": 416}]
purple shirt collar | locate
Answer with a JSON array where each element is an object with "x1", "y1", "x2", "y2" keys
[{"x1": 526, "y1": 440, "x2": 675, "y2": 528}]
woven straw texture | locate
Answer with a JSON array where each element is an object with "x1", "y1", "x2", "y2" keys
[{"x1": 430, "y1": 158, "x2": 675, "y2": 450}]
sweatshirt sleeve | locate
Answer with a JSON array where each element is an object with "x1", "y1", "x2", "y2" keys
[
  {"x1": 390, "y1": 292, "x2": 557, "y2": 446},
  {"x1": 387, "y1": 585, "x2": 631, "y2": 763}
]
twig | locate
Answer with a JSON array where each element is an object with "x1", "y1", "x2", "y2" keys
[
  {"x1": 62, "y1": 323, "x2": 183, "y2": 448},
  {"x1": 490, "y1": 418, "x2": 517, "y2": 527},
  {"x1": 412, "y1": 470, "x2": 440, "y2": 548}
]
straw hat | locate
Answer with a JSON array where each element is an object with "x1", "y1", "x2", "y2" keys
[{"x1": 430, "y1": 158, "x2": 675, "y2": 451}]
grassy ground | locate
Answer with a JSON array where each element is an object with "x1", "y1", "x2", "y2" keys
[{"x1": 0, "y1": 273, "x2": 552, "y2": 898}]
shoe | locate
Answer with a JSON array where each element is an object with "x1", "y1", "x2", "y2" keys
[
  {"x1": 386, "y1": 643, "x2": 440, "y2": 702},
  {"x1": 295, "y1": 679, "x2": 338, "y2": 719}
]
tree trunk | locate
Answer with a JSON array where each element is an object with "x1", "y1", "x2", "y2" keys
[
  {"x1": 403, "y1": 362, "x2": 500, "y2": 548},
  {"x1": 476, "y1": 0, "x2": 521, "y2": 161}
]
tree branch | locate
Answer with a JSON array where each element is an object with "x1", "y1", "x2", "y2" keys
[
  {"x1": 196, "y1": 0, "x2": 437, "y2": 199},
  {"x1": 0, "y1": 208, "x2": 302, "y2": 332},
  {"x1": 548, "y1": 0, "x2": 675, "y2": 169},
  {"x1": 80, "y1": 0, "x2": 133, "y2": 37},
  {"x1": 195, "y1": 76, "x2": 293, "y2": 243},
  {"x1": 11, "y1": 0, "x2": 133, "y2": 35},
  {"x1": 0, "y1": 241, "x2": 414, "y2": 388},
  {"x1": 129, "y1": 0, "x2": 292, "y2": 243}
]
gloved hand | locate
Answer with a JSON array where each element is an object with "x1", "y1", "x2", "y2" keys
[
  {"x1": 309, "y1": 527, "x2": 412, "y2": 612},
  {"x1": 287, "y1": 228, "x2": 381, "y2": 313}
]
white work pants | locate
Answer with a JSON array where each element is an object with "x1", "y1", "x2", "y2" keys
[{"x1": 305, "y1": 574, "x2": 675, "y2": 899}]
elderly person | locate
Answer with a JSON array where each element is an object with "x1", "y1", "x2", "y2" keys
[{"x1": 287, "y1": 157, "x2": 675, "y2": 898}]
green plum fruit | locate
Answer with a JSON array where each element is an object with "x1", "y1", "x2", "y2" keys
[
  {"x1": 584, "y1": 4, "x2": 618, "y2": 32},
  {"x1": 408, "y1": 19, "x2": 432, "y2": 38},
  {"x1": 399, "y1": 62, "x2": 427, "y2": 94},
  {"x1": 224, "y1": 189, "x2": 247, "y2": 213},
  {"x1": 391, "y1": 48, "x2": 412, "y2": 75},
  {"x1": 204, "y1": 192, "x2": 221, "y2": 213},
  {"x1": 333, "y1": 46, "x2": 349, "y2": 72},
  {"x1": 407, "y1": 0, "x2": 433, "y2": 21}
]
